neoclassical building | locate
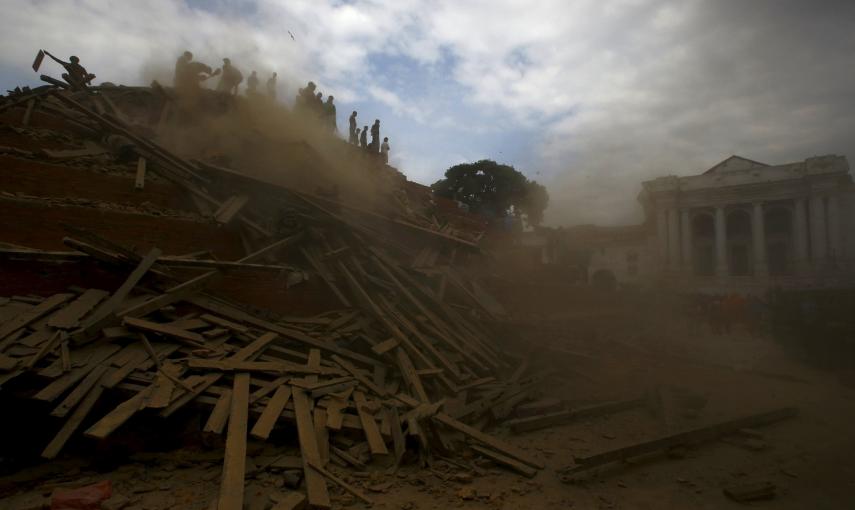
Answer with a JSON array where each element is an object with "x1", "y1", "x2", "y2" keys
[
  {"x1": 588, "y1": 154, "x2": 855, "y2": 292},
  {"x1": 639, "y1": 154, "x2": 855, "y2": 291}
]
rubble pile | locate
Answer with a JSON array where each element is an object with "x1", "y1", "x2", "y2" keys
[{"x1": 0, "y1": 83, "x2": 545, "y2": 509}]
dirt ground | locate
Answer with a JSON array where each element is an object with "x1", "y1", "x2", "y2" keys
[{"x1": 3, "y1": 306, "x2": 855, "y2": 510}]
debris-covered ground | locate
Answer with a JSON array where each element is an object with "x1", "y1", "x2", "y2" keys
[{"x1": 1, "y1": 82, "x2": 854, "y2": 510}]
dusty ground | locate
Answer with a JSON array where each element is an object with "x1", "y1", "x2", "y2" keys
[{"x1": 3, "y1": 307, "x2": 855, "y2": 510}]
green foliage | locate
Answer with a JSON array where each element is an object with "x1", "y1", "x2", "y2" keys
[{"x1": 431, "y1": 159, "x2": 550, "y2": 226}]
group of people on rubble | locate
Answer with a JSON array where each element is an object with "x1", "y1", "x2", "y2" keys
[
  {"x1": 347, "y1": 110, "x2": 390, "y2": 163},
  {"x1": 685, "y1": 292, "x2": 767, "y2": 337},
  {"x1": 173, "y1": 51, "x2": 277, "y2": 99},
  {"x1": 294, "y1": 81, "x2": 337, "y2": 133}
]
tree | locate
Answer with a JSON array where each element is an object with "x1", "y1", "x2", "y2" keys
[{"x1": 431, "y1": 159, "x2": 549, "y2": 226}]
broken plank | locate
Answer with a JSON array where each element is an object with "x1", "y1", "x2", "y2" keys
[
  {"x1": 146, "y1": 362, "x2": 179, "y2": 408},
  {"x1": 123, "y1": 316, "x2": 206, "y2": 347},
  {"x1": 0, "y1": 293, "x2": 74, "y2": 342},
  {"x1": 563, "y1": 407, "x2": 799, "y2": 475},
  {"x1": 47, "y1": 289, "x2": 109, "y2": 329},
  {"x1": 215, "y1": 194, "x2": 250, "y2": 225},
  {"x1": 84, "y1": 386, "x2": 153, "y2": 439},
  {"x1": 34, "y1": 344, "x2": 121, "y2": 401},
  {"x1": 330, "y1": 354, "x2": 386, "y2": 397},
  {"x1": 470, "y1": 444, "x2": 538, "y2": 478},
  {"x1": 200, "y1": 314, "x2": 249, "y2": 333},
  {"x1": 353, "y1": 391, "x2": 388, "y2": 456},
  {"x1": 250, "y1": 385, "x2": 291, "y2": 440},
  {"x1": 42, "y1": 383, "x2": 105, "y2": 459},
  {"x1": 371, "y1": 337, "x2": 399, "y2": 355},
  {"x1": 507, "y1": 410, "x2": 572, "y2": 434},
  {"x1": 218, "y1": 373, "x2": 250, "y2": 510},
  {"x1": 204, "y1": 389, "x2": 233, "y2": 434},
  {"x1": 314, "y1": 408, "x2": 330, "y2": 466},
  {"x1": 50, "y1": 364, "x2": 109, "y2": 418},
  {"x1": 292, "y1": 387, "x2": 331, "y2": 509}
]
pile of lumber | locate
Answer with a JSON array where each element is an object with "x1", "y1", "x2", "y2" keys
[{"x1": 0, "y1": 83, "x2": 546, "y2": 509}]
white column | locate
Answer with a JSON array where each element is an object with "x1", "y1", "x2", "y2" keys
[
  {"x1": 794, "y1": 198, "x2": 809, "y2": 270},
  {"x1": 828, "y1": 195, "x2": 841, "y2": 262},
  {"x1": 680, "y1": 209, "x2": 691, "y2": 272},
  {"x1": 715, "y1": 206, "x2": 727, "y2": 277},
  {"x1": 668, "y1": 208, "x2": 680, "y2": 270},
  {"x1": 656, "y1": 207, "x2": 668, "y2": 269},
  {"x1": 809, "y1": 196, "x2": 827, "y2": 265},
  {"x1": 752, "y1": 202, "x2": 767, "y2": 277}
]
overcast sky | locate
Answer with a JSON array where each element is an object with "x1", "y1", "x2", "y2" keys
[{"x1": 2, "y1": 1, "x2": 854, "y2": 225}]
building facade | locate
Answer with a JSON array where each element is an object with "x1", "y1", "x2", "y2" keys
[{"x1": 638, "y1": 154, "x2": 855, "y2": 292}]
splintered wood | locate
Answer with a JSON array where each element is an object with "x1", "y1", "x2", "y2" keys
[{"x1": 0, "y1": 86, "x2": 562, "y2": 509}]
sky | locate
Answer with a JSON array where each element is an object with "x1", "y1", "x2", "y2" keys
[{"x1": 2, "y1": 0, "x2": 855, "y2": 225}]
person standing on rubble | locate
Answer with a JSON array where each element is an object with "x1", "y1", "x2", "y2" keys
[
  {"x1": 295, "y1": 81, "x2": 316, "y2": 113},
  {"x1": 44, "y1": 52, "x2": 95, "y2": 90},
  {"x1": 266, "y1": 72, "x2": 277, "y2": 99},
  {"x1": 348, "y1": 111, "x2": 358, "y2": 144},
  {"x1": 324, "y1": 96, "x2": 337, "y2": 133},
  {"x1": 173, "y1": 51, "x2": 193, "y2": 88},
  {"x1": 314, "y1": 92, "x2": 324, "y2": 116},
  {"x1": 380, "y1": 137, "x2": 390, "y2": 164},
  {"x1": 360, "y1": 125, "x2": 368, "y2": 149},
  {"x1": 370, "y1": 119, "x2": 380, "y2": 152},
  {"x1": 217, "y1": 58, "x2": 243, "y2": 95},
  {"x1": 246, "y1": 71, "x2": 259, "y2": 95}
]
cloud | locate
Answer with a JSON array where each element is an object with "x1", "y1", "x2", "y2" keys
[{"x1": 2, "y1": 0, "x2": 854, "y2": 227}]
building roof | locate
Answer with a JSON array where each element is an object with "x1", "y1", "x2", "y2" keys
[{"x1": 702, "y1": 155, "x2": 769, "y2": 175}]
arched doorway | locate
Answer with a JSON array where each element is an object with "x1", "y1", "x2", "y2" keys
[
  {"x1": 727, "y1": 209, "x2": 753, "y2": 276},
  {"x1": 692, "y1": 213, "x2": 715, "y2": 276},
  {"x1": 765, "y1": 206, "x2": 793, "y2": 276},
  {"x1": 591, "y1": 269, "x2": 617, "y2": 291}
]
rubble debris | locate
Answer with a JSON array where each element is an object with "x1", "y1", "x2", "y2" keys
[
  {"x1": 559, "y1": 407, "x2": 798, "y2": 480},
  {"x1": 723, "y1": 481, "x2": 776, "y2": 502}
]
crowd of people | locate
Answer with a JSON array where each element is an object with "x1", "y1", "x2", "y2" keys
[{"x1": 171, "y1": 51, "x2": 392, "y2": 164}]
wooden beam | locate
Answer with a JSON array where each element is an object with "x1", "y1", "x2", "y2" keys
[
  {"x1": 353, "y1": 391, "x2": 388, "y2": 457},
  {"x1": 215, "y1": 194, "x2": 250, "y2": 225},
  {"x1": 0, "y1": 293, "x2": 74, "y2": 342},
  {"x1": 218, "y1": 373, "x2": 250, "y2": 510},
  {"x1": 291, "y1": 387, "x2": 331, "y2": 509},
  {"x1": 47, "y1": 289, "x2": 108, "y2": 330},
  {"x1": 250, "y1": 385, "x2": 291, "y2": 440},
  {"x1": 204, "y1": 389, "x2": 233, "y2": 434},
  {"x1": 123, "y1": 316, "x2": 207, "y2": 347}
]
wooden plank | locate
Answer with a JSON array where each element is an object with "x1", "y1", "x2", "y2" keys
[
  {"x1": 371, "y1": 337, "x2": 399, "y2": 355},
  {"x1": 387, "y1": 406, "x2": 406, "y2": 464},
  {"x1": 34, "y1": 344, "x2": 121, "y2": 401},
  {"x1": 146, "y1": 362, "x2": 178, "y2": 408},
  {"x1": 353, "y1": 391, "x2": 388, "y2": 456},
  {"x1": 507, "y1": 410, "x2": 572, "y2": 434},
  {"x1": 204, "y1": 389, "x2": 233, "y2": 434},
  {"x1": 236, "y1": 232, "x2": 304, "y2": 264},
  {"x1": 187, "y1": 359, "x2": 337, "y2": 376},
  {"x1": 250, "y1": 385, "x2": 291, "y2": 440},
  {"x1": 60, "y1": 340, "x2": 71, "y2": 372},
  {"x1": 50, "y1": 365, "x2": 109, "y2": 418},
  {"x1": 215, "y1": 194, "x2": 250, "y2": 225},
  {"x1": 306, "y1": 348, "x2": 321, "y2": 385},
  {"x1": 395, "y1": 348, "x2": 429, "y2": 403},
  {"x1": 200, "y1": 314, "x2": 249, "y2": 333},
  {"x1": 291, "y1": 388, "x2": 331, "y2": 509},
  {"x1": 188, "y1": 296, "x2": 377, "y2": 366},
  {"x1": 123, "y1": 316, "x2": 207, "y2": 347},
  {"x1": 470, "y1": 444, "x2": 538, "y2": 478},
  {"x1": 324, "y1": 396, "x2": 347, "y2": 431},
  {"x1": 0, "y1": 293, "x2": 74, "y2": 342},
  {"x1": 135, "y1": 157, "x2": 146, "y2": 189},
  {"x1": 397, "y1": 394, "x2": 544, "y2": 470},
  {"x1": 85, "y1": 386, "x2": 153, "y2": 439},
  {"x1": 249, "y1": 376, "x2": 289, "y2": 404},
  {"x1": 48, "y1": 289, "x2": 109, "y2": 329},
  {"x1": 270, "y1": 492, "x2": 307, "y2": 510},
  {"x1": 42, "y1": 383, "x2": 105, "y2": 459},
  {"x1": 306, "y1": 460, "x2": 372, "y2": 505},
  {"x1": 78, "y1": 248, "x2": 161, "y2": 335},
  {"x1": 161, "y1": 332, "x2": 278, "y2": 417},
  {"x1": 313, "y1": 408, "x2": 330, "y2": 466},
  {"x1": 562, "y1": 407, "x2": 799, "y2": 475},
  {"x1": 218, "y1": 373, "x2": 250, "y2": 510},
  {"x1": 330, "y1": 355, "x2": 387, "y2": 397}
]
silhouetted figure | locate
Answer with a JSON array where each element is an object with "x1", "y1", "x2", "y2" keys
[
  {"x1": 355, "y1": 128, "x2": 361, "y2": 146},
  {"x1": 296, "y1": 81, "x2": 316, "y2": 113},
  {"x1": 246, "y1": 71, "x2": 259, "y2": 95},
  {"x1": 217, "y1": 58, "x2": 243, "y2": 95},
  {"x1": 314, "y1": 92, "x2": 323, "y2": 116},
  {"x1": 266, "y1": 72, "x2": 277, "y2": 99},
  {"x1": 324, "y1": 96, "x2": 337, "y2": 132},
  {"x1": 44, "y1": 52, "x2": 95, "y2": 90},
  {"x1": 360, "y1": 125, "x2": 368, "y2": 149},
  {"x1": 348, "y1": 111, "x2": 358, "y2": 144},
  {"x1": 370, "y1": 119, "x2": 380, "y2": 152},
  {"x1": 380, "y1": 137, "x2": 390, "y2": 164},
  {"x1": 174, "y1": 51, "x2": 193, "y2": 87}
]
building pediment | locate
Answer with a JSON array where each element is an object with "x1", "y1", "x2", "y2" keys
[{"x1": 702, "y1": 155, "x2": 769, "y2": 175}]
